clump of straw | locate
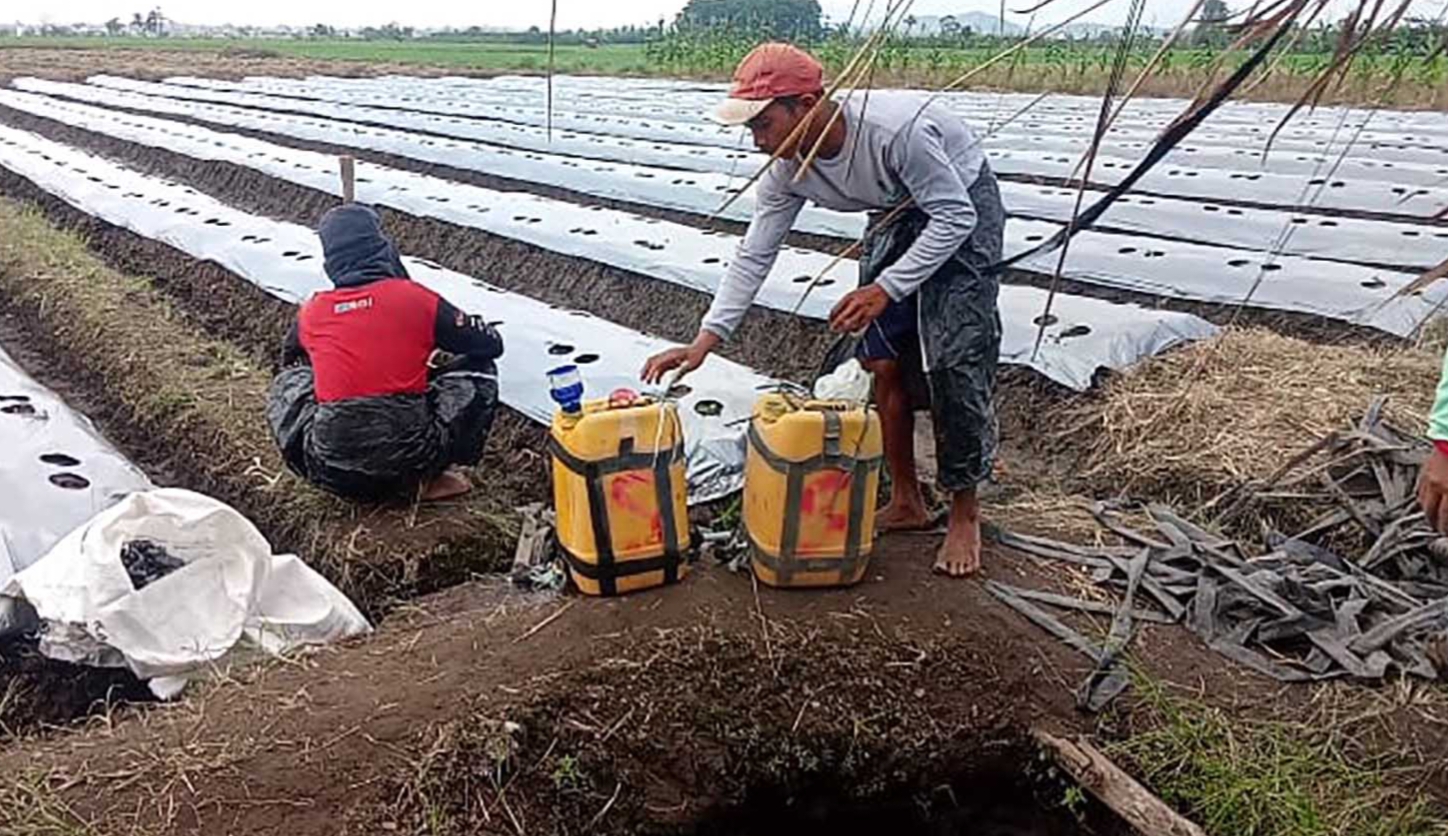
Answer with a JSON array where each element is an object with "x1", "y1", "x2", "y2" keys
[{"x1": 1059, "y1": 327, "x2": 1438, "y2": 507}]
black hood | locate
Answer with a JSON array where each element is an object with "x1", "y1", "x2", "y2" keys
[{"x1": 317, "y1": 204, "x2": 409, "y2": 288}]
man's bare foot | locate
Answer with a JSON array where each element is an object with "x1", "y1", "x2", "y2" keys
[
  {"x1": 877, "y1": 499, "x2": 934, "y2": 532},
  {"x1": 933, "y1": 529, "x2": 981, "y2": 577},
  {"x1": 932, "y1": 488, "x2": 982, "y2": 577},
  {"x1": 420, "y1": 469, "x2": 472, "y2": 501}
]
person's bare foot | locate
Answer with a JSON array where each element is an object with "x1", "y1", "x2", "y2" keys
[
  {"x1": 877, "y1": 498, "x2": 934, "y2": 532},
  {"x1": 932, "y1": 489, "x2": 982, "y2": 577},
  {"x1": 420, "y1": 469, "x2": 472, "y2": 502},
  {"x1": 933, "y1": 527, "x2": 981, "y2": 577}
]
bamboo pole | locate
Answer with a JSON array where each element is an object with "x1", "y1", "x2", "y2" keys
[{"x1": 338, "y1": 155, "x2": 355, "y2": 203}]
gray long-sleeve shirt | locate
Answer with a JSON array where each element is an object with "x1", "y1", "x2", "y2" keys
[{"x1": 701, "y1": 92, "x2": 986, "y2": 340}]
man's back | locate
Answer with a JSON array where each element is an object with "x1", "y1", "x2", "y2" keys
[{"x1": 298, "y1": 277, "x2": 439, "y2": 403}]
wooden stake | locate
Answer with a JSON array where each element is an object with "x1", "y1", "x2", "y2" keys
[
  {"x1": 339, "y1": 155, "x2": 356, "y2": 203},
  {"x1": 1033, "y1": 729, "x2": 1208, "y2": 836}
]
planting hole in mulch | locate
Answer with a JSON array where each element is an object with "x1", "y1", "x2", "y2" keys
[
  {"x1": 48, "y1": 472, "x2": 91, "y2": 490},
  {"x1": 39, "y1": 452, "x2": 81, "y2": 467}
]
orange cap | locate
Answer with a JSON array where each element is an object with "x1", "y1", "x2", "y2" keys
[{"x1": 711, "y1": 42, "x2": 825, "y2": 126}]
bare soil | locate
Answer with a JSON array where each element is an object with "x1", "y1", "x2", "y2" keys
[{"x1": 0, "y1": 548, "x2": 1188, "y2": 835}]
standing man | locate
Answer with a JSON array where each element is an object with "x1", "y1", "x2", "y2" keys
[{"x1": 642, "y1": 42, "x2": 1005, "y2": 577}]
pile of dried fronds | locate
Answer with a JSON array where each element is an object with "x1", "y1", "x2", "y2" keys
[
  {"x1": 997, "y1": 401, "x2": 1448, "y2": 700},
  {"x1": 1060, "y1": 328, "x2": 1436, "y2": 507}
]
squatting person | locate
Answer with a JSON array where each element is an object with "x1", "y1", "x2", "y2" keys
[
  {"x1": 266, "y1": 204, "x2": 503, "y2": 502},
  {"x1": 641, "y1": 42, "x2": 1005, "y2": 577}
]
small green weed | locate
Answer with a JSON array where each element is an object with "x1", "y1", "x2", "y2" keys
[{"x1": 551, "y1": 753, "x2": 587, "y2": 792}]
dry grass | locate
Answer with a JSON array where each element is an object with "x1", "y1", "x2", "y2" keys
[
  {"x1": 0, "y1": 771, "x2": 99, "y2": 836},
  {"x1": 1058, "y1": 327, "x2": 1439, "y2": 509}
]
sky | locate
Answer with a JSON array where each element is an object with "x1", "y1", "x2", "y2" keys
[{"x1": 17, "y1": 0, "x2": 1446, "y2": 32}]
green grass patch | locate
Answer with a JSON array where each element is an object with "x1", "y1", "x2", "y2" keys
[
  {"x1": 1111, "y1": 677, "x2": 1446, "y2": 836},
  {"x1": 0, "y1": 36, "x2": 651, "y2": 74}
]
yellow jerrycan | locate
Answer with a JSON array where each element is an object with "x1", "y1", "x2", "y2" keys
[
  {"x1": 744, "y1": 395, "x2": 884, "y2": 588},
  {"x1": 550, "y1": 396, "x2": 690, "y2": 596}
]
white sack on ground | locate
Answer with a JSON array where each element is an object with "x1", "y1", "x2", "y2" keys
[{"x1": 1, "y1": 488, "x2": 371, "y2": 698}]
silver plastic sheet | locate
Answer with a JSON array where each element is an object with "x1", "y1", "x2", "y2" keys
[
  {"x1": 140, "y1": 75, "x2": 1448, "y2": 211},
  {"x1": 173, "y1": 73, "x2": 1448, "y2": 173},
  {"x1": 286, "y1": 73, "x2": 1448, "y2": 156},
  {"x1": 986, "y1": 145, "x2": 1448, "y2": 219},
  {"x1": 0, "y1": 124, "x2": 773, "y2": 502},
  {"x1": 0, "y1": 343, "x2": 151, "y2": 583},
  {"x1": 20, "y1": 81, "x2": 1448, "y2": 274},
  {"x1": 8, "y1": 80, "x2": 866, "y2": 238},
  {"x1": 85, "y1": 75, "x2": 762, "y2": 178},
  {"x1": 0, "y1": 89, "x2": 1232, "y2": 367}
]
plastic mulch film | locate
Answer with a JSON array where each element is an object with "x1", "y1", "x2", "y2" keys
[
  {"x1": 99, "y1": 75, "x2": 1448, "y2": 217},
  {"x1": 8, "y1": 87, "x2": 1444, "y2": 337},
  {"x1": 170, "y1": 74, "x2": 1448, "y2": 177},
  {"x1": 0, "y1": 342, "x2": 151, "y2": 588},
  {"x1": 20, "y1": 80, "x2": 1448, "y2": 274},
  {"x1": 0, "y1": 100, "x2": 1228, "y2": 386},
  {"x1": 0, "y1": 125, "x2": 770, "y2": 502}
]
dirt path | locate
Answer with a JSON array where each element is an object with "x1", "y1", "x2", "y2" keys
[{"x1": 0, "y1": 543, "x2": 1223, "y2": 835}]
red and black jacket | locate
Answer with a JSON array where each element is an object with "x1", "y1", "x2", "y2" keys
[{"x1": 283, "y1": 278, "x2": 503, "y2": 402}]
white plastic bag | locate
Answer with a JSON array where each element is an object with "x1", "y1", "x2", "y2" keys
[
  {"x1": 813, "y1": 358, "x2": 874, "y2": 403},
  {"x1": 1, "y1": 489, "x2": 371, "y2": 697}
]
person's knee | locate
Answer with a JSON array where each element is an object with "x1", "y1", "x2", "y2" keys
[{"x1": 862, "y1": 357, "x2": 899, "y2": 377}]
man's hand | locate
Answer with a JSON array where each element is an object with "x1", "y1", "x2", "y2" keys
[
  {"x1": 642, "y1": 332, "x2": 721, "y2": 385},
  {"x1": 1419, "y1": 446, "x2": 1448, "y2": 533},
  {"x1": 829, "y1": 285, "x2": 891, "y2": 334}
]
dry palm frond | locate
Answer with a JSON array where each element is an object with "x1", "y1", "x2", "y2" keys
[
  {"x1": 1064, "y1": 0, "x2": 1208, "y2": 185},
  {"x1": 1400, "y1": 259, "x2": 1448, "y2": 302},
  {"x1": 1240, "y1": 0, "x2": 1336, "y2": 100},
  {"x1": 1001, "y1": 12, "x2": 1295, "y2": 286},
  {"x1": 1030, "y1": 0, "x2": 1147, "y2": 360},
  {"x1": 1264, "y1": 0, "x2": 1415, "y2": 154}
]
